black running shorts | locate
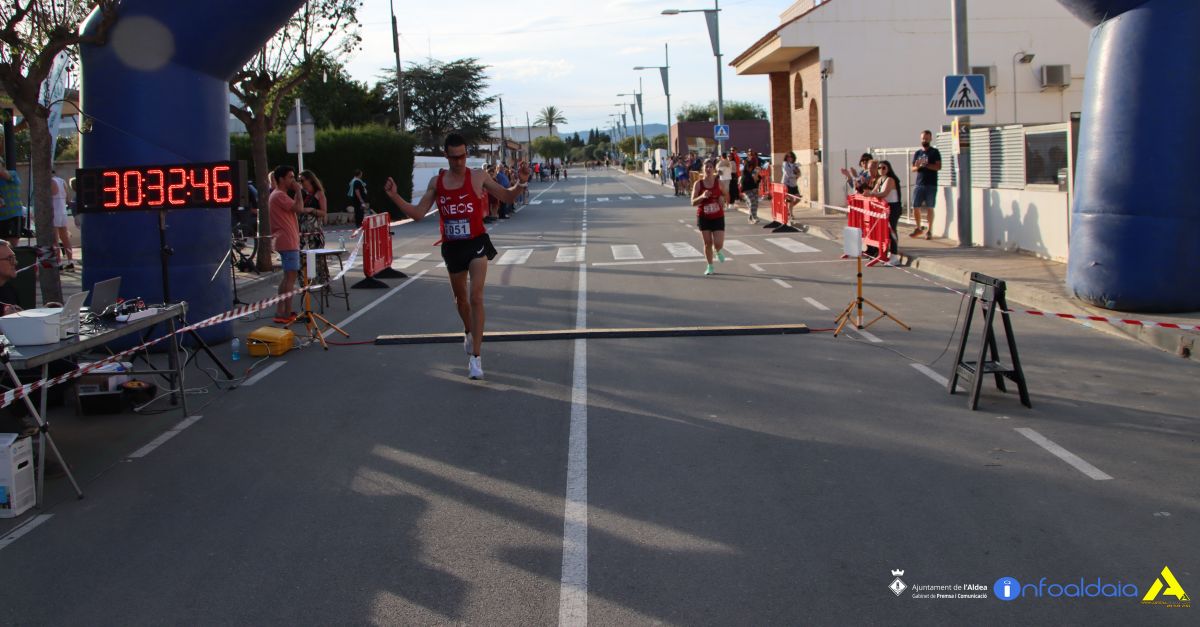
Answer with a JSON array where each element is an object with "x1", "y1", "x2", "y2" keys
[
  {"x1": 440, "y1": 233, "x2": 497, "y2": 274},
  {"x1": 697, "y1": 215, "x2": 725, "y2": 231}
]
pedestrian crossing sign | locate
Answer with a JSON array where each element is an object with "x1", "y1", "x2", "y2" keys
[
  {"x1": 944, "y1": 74, "x2": 986, "y2": 116},
  {"x1": 714, "y1": 124, "x2": 730, "y2": 141}
]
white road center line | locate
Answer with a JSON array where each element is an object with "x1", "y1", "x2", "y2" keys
[
  {"x1": 663, "y1": 242, "x2": 703, "y2": 258},
  {"x1": 610, "y1": 244, "x2": 643, "y2": 261},
  {"x1": 556, "y1": 246, "x2": 586, "y2": 263},
  {"x1": 560, "y1": 180, "x2": 589, "y2": 625},
  {"x1": 0, "y1": 514, "x2": 53, "y2": 552},
  {"x1": 496, "y1": 248, "x2": 534, "y2": 265},
  {"x1": 772, "y1": 278, "x2": 793, "y2": 289},
  {"x1": 242, "y1": 361, "x2": 288, "y2": 387},
  {"x1": 1015, "y1": 428, "x2": 1114, "y2": 480},
  {"x1": 723, "y1": 240, "x2": 763, "y2": 256},
  {"x1": 766, "y1": 237, "x2": 820, "y2": 253},
  {"x1": 804, "y1": 297, "x2": 830, "y2": 311},
  {"x1": 128, "y1": 415, "x2": 204, "y2": 459}
]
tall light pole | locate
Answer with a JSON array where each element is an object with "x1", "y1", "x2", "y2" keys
[
  {"x1": 663, "y1": 1, "x2": 724, "y2": 153},
  {"x1": 389, "y1": 0, "x2": 404, "y2": 131},
  {"x1": 634, "y1": 43, "x2": 672, "y2": 155},
  {"x1": 1011, "y1": 51, "x2": 1035, "y2": 124},
  {"x1": 952, "y1": 0, "x2": 972, "y2": 247},
  {"x1": 618, "y1": 88, "x2": 645, "y2": 158}
]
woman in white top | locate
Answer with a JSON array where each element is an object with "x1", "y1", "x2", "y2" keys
[
  {"x1": 864, "y1": 160, "x2": 902, "y2": 255},
  {"x1": 50, "y1": 170, "x2": 73, "y2": 269}
]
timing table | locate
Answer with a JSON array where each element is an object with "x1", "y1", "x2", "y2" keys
[{"x1": 2, "y1": 303, "x2": 189, "y2": 507}]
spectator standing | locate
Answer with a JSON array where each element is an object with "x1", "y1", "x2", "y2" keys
[
  {"x1": 298, "y1": 170, "x2": 327, "y2": 250},
  {"x1": 910, "y1": 130, "x2": 941, "y2": 239},
  {"x1": 50, "y1": 169, "x2": 73, "y2": 269},
  {"x1": 270, "y1": 165, "x2": 311, "y2": 324},
  {"x1": 864, "y1": 160, "x2": 903, "y2": 255},
  {"x1": 347, "y1": 169, "x2": 368, "y2": 228},
  {"x1": 0, "y1": 158, "x2": 24, "y2": 247},
  {"x1": 740, "y1": 149, "x2": 762, "y2": 223},
  {"x1": 841, "y1": 153, "x2": 875, "y2": 194},
  {"x1": 495, "y1": 165, "x2": 513, "y2": 219},
  {"x1": 781, "y1": 151, "x2": 801, "y2": 213}
]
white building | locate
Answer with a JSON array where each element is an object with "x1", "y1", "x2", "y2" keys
[{"x1": 732, "y1": 0, "x2": 1091, "y2": 260}]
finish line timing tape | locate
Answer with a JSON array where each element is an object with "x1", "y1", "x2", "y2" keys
[{"x1": 0, "y1": 234, "x2": 366, "y2": 411}]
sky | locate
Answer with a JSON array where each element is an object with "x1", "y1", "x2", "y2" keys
[{"x1": 344, "y1": 0, "x2": 797, "y2": 137}]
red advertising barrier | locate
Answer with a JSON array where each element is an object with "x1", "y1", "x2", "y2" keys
[
  {"x1": 352, "y1": 213, "x2": 398, "y2": 289},
  {"x1": 758, "y1": 167, "x2": 771, "y2": 200},
  {"x1": 763, "y1": 182, "x2": 800, "y2": 233},
  {"x1": 844, "y1": 194, "x2": 892, "y2": 266}
]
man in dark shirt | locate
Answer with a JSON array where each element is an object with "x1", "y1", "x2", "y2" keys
[{"x1": 910, "y1": 129, "x2": 942, "y2": 239}]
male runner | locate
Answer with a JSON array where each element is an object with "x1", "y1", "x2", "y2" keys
[{"x1": 383, "y1": 133, "x2": 529, "y2": 380}]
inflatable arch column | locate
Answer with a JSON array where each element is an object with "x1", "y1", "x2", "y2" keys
[
  {"x1": 1059, "y1": 0, "x2": 1200, "y2": 312},
  {"x1": 79, "y1": 0, "x2": 305, "y2": 340}
]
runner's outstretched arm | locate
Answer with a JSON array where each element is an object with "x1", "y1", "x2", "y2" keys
[{"x1": 383, "y1": 176, "x2": 436, "y2": 220}]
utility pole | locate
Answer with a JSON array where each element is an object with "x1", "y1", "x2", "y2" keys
[
  {"x1": 526, "y1": 111, "x2": 533, "y2": 163},
  {"x1": 637, "y1": 77, "x2": 646, "y2": 157},
  {"x1": 664, "y1": 44, "x2": 673, "y2": 154},
  {"x1": 952, "y1": 0, "x2": 973, "y2": 246},
  {"x1": 389, "y1": 0, "x2": 404, "y2": 131}
]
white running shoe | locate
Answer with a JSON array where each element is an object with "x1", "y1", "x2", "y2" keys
[
  {"x1": 468, "y1": 355, "x2": 484, "y2": 380},
  {"x1": 463, "y1": 332, "x2": 472, "y2": 355}
]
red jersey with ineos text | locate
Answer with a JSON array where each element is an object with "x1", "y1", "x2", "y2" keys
[
  {"x1": 435, "y1": 168, "x2": 487, "y2": 243},
  {"x1": 696, "y1": 178, "x2": 724, "y2": 219}
]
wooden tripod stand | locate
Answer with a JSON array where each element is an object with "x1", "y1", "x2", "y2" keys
[
  {"x1": 833, "y1": 255, "x2": 910, "y2": 337},
  {"x1": 291, "y1": 263, "x2": 349, "y2": 350}
]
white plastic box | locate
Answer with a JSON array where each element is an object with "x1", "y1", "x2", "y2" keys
[
  {"x1": 0, "y1": 308, "x2": 63, "y2": 345},
  {"x1": 0, "y1": 433, "x2": 35, "y2": 519}
]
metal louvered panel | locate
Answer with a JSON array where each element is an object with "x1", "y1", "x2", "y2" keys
[
  {"x1": 934, "y1": 132, "x2": 956, "y2": 187},
  {"x1": 968, "y1": 127, "x2": 1025, "y2": 189}
]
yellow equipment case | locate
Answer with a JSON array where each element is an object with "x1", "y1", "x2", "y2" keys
[{"x1": 246, "y1": 326, "x2": 296, "y2": 357}]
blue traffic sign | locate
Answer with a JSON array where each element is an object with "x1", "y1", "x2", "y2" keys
[
  {"x1": 713, "y1": 124, "x2": 730, "y2": 141},
  {"x1": 944, "y1": 74, "x2": 986, "y2": 116}
]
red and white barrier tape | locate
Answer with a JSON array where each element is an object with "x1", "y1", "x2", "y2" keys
[{"x1": 0, "y1": 234, "x2": 368, "y2": 411}]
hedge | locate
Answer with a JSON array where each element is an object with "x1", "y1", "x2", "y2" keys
[{"x1": 231, "y1": 125, "x2": 415, "y2": 218}]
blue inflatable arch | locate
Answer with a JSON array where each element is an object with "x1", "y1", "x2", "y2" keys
[
  {"x1": 79, "y1": 0, "x2": 305, "y2": 340},
  {"x1": 1059, "y1": 0, "x2": 1200, "y2": 312}
]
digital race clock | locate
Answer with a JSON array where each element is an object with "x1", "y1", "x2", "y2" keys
[{"x1": 75, "y1": 161, "x2": 239, "y2": 212}]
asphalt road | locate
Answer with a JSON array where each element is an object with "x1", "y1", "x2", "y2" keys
[{"x1": 0, "y1": 169, "x2": 1196, "y2": 626}]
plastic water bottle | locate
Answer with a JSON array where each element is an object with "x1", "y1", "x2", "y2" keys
[
  {"x1": 339, "y1": 234, "x2": 346, "y2": 250},
  {"x1": 231, "y1": 338, "x2": 241, "y2": 362}
]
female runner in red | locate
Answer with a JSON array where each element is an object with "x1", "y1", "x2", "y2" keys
[
  {"x1": 691, "y1": 159, "x2": 729, "y2": 276},
  {"x1": 384, "y1": 133, "x2": 529, "y2": 379}
]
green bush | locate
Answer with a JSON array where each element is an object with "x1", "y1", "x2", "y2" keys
[{"x1": 231, "y1": 125, "x2": 415, "y2": 218}]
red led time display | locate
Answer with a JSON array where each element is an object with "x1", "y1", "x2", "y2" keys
[{"x1": 75, "y1": 162, "x2": 239, "y2": 212}]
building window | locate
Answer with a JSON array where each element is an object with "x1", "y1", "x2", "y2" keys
[
  {"x1": 793, "y1": 75, "x2": 804, "y2": 110},
  {"x1": 1025, "y1": 130, "x2": 1068, "y2": 186}
]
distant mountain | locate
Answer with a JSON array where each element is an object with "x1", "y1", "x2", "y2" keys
[{"x1": 558, "y1": 123, "x2": 670, "y2": 140}]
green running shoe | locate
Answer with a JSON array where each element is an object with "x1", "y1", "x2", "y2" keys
[
  {"x1": 716, "y1": 249, "x2": 725, "y2": 263},
  {"x1": 704, "y1": 264, "x2": 714, "y2": 276}
]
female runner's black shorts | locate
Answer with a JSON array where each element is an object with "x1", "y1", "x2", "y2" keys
[
  {"x1": 441, "y1": 233, "x2": 497, "y2": 273},
  {"x1": 697, "y1": 215, "x2": 725, "y2": 231}
]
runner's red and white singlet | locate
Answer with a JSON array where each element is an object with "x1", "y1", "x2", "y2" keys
[
  {"x1": 435, "y1": 168, "x2": 488, "y2": 243},
  {"x1": 696, "y1": 178, "x2": 724, "y2": 219}
]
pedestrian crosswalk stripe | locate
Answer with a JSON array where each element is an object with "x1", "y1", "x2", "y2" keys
[
  {"x1": 661, "y1": 195, "x2": 674, "y2": 198},
  {"x1": 664, "y1": 242, "x2": 703, "y2": 258},
  {"x1": 642, "y1": 195, "x2": 656, "y2": 199},
  {"x1": 530, "y1": 200, "x2": 543, "y2": 205},
  {"x1": 597, "y1": 197, "x2": 610, "y2": 202},
  {"x1": 619, "y1": 196, "x2": 632, "y2": 200},
  {"x1": 766, "y1": 237, "x2": 820, "y2": 253},
  {"x1": 722, "y1": 240, "x2": 763, "y2": 256},
  {"x1": 394, "y1": 252, "x2": 431, "y2": 269},
  {"x1": 575, "y1": 198, "x2": 585, "y2": 203},
  {"x1": 552, "y1": 199, "x2": 565, "y2": 204},
  {"x1": 556, "y1": 246, "x2": 585, "y2": 263},
  {"x1": 610, "y1": 244, "x2": 643, "y2": 260},
  {"x1": 497, "y1": 248, "x2": 534, "y2": 265}
]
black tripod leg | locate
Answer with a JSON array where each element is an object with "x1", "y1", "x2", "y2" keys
[{"x1": 187, "y1": 330, "x2": 236, "y2": 380}]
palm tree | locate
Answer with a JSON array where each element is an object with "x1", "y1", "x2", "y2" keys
[{"x1": 534, "y1": 105, "x2": 567, "y2": 135}]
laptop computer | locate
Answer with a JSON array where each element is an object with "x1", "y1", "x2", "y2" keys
[{"x1": 86, "y1": 276, "x2": 121, "y2": 313}]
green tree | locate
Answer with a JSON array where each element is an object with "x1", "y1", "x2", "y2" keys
[
  {"x1": 531, "y1": 135, "x2": 567, "y2": 162},
  {"x1": 676, "y1": 100, "x2": 767, "y2": 122},
  {"x1": 649, "y1": 133, "x2": 669, "y2": 150},
  {"x1": 298, "y1": 53, "x2": 387, "y2": 128},
  {"x1": 616, "y1": 136, "x2": 636, "y2": 157},
  {"x1": 533, "y1": 105, "x2": 567, "y2": 134},
  {"x1": 230, "y1": 0, "x2": 362, "y2": 269},
  {"x1": 0, "y1": 1, "x2": 119, "y2": 303},
  {"x1": 382, "y1": 58, "x2": 495, "y2": 153}
]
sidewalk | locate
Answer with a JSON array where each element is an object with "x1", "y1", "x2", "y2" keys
[{"x1": 623, "y1": 169, "x2": 1199, "y2": 361}]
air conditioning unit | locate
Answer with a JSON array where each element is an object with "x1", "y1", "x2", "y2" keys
[
  {"x1": 1040, "y1": 64, "x2": 1071, "y2": 90},
  {"x1": 971, "y1": 65, "x2": 997, "y2": 92}
]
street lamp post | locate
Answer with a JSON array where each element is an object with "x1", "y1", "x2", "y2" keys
[
  {"x1": 389, "y1": 0, "x2": 404, "y2": 131},
  {"x1": 663, "y1": 1, "x2": 724, "y2": 154},
  {"x1": 635, "y1": 43, "x2": 672, "y2": 155},
  {"x1": 618, "y1": 88, "x2": 645, "y2": 158},
  {"x1": 1011, "y1": 51, "x2": 1035, "y2": 124}
]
